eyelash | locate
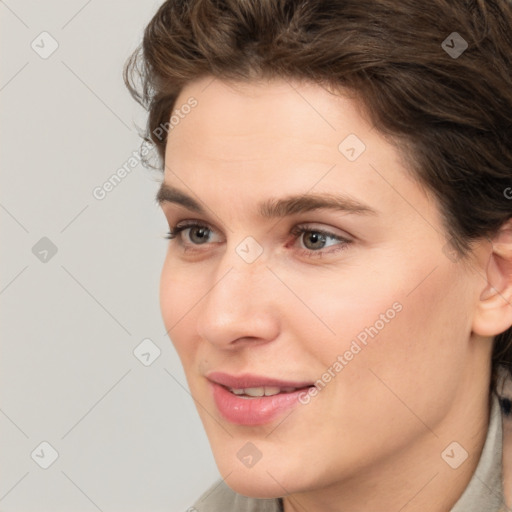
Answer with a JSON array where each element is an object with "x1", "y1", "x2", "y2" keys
[{"x1": 164, "y1": 221, "x2": 352, "y2": 259}]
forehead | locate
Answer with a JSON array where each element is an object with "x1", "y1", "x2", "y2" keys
[
  {"x1": 167, "y1": 77, "x2": 375, "y2": 162},
  {"x1": 162, "y1": 76, "x2": 436, "y2": 228}
]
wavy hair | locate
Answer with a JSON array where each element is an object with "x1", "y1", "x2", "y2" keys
[{"x1": 124, "y1": 0, "x2": 512, "y2": 395}]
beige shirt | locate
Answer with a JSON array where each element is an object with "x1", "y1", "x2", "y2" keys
[{"x1": 192, "y1": 391, "x2": 509, "y2": 512}]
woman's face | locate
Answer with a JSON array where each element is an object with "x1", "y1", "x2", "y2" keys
[{"x1": 158, "y1": 77, "x2": 490, "y2": 498}]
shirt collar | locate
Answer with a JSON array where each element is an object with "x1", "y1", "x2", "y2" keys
[{"x1": 450, "y1": 391, "x2": 504, "y2": 512}]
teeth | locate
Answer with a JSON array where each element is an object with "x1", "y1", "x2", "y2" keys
[
  {"x1": 229, "y1": 386, "x2": 297, "y2": 397},
  {"x1": 244, "y1": 387, "x2": 266, "y2": 397},
  {"x1": 264, "y1": 386, "x2": 283, "y2": 396}
]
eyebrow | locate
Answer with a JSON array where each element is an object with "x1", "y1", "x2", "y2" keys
[{"x1": 155, "y1": 182, "x2": 378, "y2": 217}]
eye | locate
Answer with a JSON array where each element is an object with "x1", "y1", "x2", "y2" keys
[
  {"x1": 164, "y1": 221, "x2": 353, "y2": 258},
  {"x1": 296, "y1": 229, "x2": 335, "y2": 250},
  {"x1": 290, "y1": 225, "x2": 352, "y2": 257},
  {"x1": 165, "y1": 221, "x2": 221, "y2": 245}
]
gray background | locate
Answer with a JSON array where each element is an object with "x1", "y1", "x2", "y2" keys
[{"x1": 1, "y1": 1, "x2": 218, "y2": 511}]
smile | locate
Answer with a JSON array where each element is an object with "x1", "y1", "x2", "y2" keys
[{"x1": 208, "y1": 379, "x2": 314, "y2": 425}]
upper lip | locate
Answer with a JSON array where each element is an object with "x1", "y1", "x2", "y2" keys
[{"x1": 206, "y1": 371, "x2": 314, "y2": 389}]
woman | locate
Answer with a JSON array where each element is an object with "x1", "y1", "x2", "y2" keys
[{"x1": 124, "y1": 1, "x2": 512, "y2": 510}]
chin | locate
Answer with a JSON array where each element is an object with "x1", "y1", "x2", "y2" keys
[
  {"x1": 212, "y1": 450, "x2": 311, "y2": 499},
  {"x1": 222, "y1": 473, "x2": 288, "y2": 499}
]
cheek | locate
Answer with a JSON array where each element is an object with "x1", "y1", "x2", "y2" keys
[
  {"x1": 293, "y1": 258, "x2": 470, "y2": 396},
  {"x1": 370, "y1": 275, "x2": 468, "y2": 411},
  {"x1": 159, "y1": 259, "x2": 200, "y2": 361},
  {"x1": 282, "y1": 262, "x2": 408, "y2": 365}
]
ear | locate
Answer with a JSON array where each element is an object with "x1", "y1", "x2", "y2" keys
[{"x1": 472, "y1": 218, "x2": 512, "y2": 337}]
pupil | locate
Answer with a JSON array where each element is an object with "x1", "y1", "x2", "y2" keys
[
  {"x1": 304, "y1": 231, "x2": 326, "y2": 250},
  {"x1": 191, "y1": 227, "x2": 209, "y2": 244}
]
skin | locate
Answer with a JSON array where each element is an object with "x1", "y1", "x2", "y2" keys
[{"x1": 157, "y1": 76, "x2": 512, "y2": 512}]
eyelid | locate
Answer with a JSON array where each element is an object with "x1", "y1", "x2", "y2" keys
[{"x1": 290, "y1": 223, "x2": 352, "y2": 241}]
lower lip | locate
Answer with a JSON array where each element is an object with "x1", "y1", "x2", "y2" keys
[{"x1": 209, "y1": 381, "x2": 312, "y2": 426}]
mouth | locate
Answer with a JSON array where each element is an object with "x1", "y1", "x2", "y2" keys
[
  {"x1": 225, "y1": 384, "x2": 312, "y2": 398},
  {"x1": 206, "y1": 372, "x2": 316, "y2": 425}
]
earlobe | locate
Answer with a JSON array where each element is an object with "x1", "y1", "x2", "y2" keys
[{"x1": 472, "y1": 220, "x2": 512, "y2": 337}]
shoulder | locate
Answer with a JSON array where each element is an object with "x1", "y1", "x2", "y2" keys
[{"x1": 191, "y1": 479, "x2": 282, "y2": 512}]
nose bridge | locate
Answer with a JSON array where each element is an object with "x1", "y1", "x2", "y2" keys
[
  {"x1": 196, "y1": 241, "x2": 279, "y2": 346},
  {"x1": 213, "y1": 235, "x2": 269, "y2": 301},
  {"x1": 208, "y1": 245, "x2": 267, "y2": 318}
]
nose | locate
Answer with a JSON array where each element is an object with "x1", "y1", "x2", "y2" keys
[{"x1": 195, "y1": 250, "x2": 281, "y2": 349}]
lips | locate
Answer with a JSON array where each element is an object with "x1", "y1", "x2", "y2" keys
[{"x1": 206, "y1": 372, "x2": 315, "y2": 425}]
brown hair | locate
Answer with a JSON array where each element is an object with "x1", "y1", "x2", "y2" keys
[{"x1": 124, "y1": 0, "x2": 512, "y2": 395}]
